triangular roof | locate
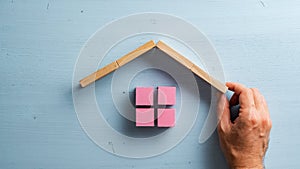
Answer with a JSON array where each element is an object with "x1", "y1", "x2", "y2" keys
[{"x1": 79, "y1": 40, "x2": 227, "y2": 93}]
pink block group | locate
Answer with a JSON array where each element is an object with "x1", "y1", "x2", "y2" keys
[
  {"x1": 136, "y1": 108, "x2": 154, "y2": 127},
  {"x1": 158, "y1": 86, "x2": 176, "y2": 105},
  {"x1": 135, "y1": 87, "x2": 154, "y2": 106},
  {"x1": 157, "y1": 108, "x2": 176, "y2": 127},
  {"x1": 135, "y1": 86, "x2": 176, "y2": 127}
]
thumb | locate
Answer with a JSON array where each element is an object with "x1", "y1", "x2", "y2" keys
[{"x1": 217, "y1": 94, "x2": 231, "y2": 133}]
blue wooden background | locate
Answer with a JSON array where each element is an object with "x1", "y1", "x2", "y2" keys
[{"x1": 1, "y1": 0, "x2": 300, "y2": 168}]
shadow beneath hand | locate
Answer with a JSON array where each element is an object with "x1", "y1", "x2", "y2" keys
[{"x1": 195, "y1": 77, "x2": 228, "y2": 169}]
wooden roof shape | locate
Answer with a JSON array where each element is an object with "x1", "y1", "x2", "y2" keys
[{"x1": 79, "y1": 40, "x2": 227, "y2": 93}]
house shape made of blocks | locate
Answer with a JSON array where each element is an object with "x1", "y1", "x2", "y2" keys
[{"x1": 79, "y1": 40, "x2": 228, "y2": 127}]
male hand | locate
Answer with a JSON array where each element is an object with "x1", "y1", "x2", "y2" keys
[{"x1": 217, "y1": 82, "x2": 272, "y2": 169}]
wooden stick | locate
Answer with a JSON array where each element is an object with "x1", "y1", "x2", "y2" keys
[
  {"x1": 79, "y1": 40, "x2": 156, "y2": 87},
  {"x1": 80, "y1": 61, "x2": 119, "y2": 87},
  {"x1": 156, "y1": 40, "x2": 227, "y2": 93},
  {"x1": 116, "y1": 40, "x2": 156, "y2": 66},
  {"x1": 156, "y1": 41, "x2": 194, "y2": 69},
  {"x1": 191, "y1": 64, "x2": 228, "y2": 93}
]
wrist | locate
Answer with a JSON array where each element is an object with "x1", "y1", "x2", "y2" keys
[
  {"x1": 227, "y1": 151, "x2": 264, "y2": 169},
  {"x1": 232, "y1": 165, "x2": 264, "y2": 169},
  {"x1": 231, "y1": 163, "x2": 264, "y2": 169}
]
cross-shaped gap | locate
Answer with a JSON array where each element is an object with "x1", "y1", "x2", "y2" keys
[{"x1": 135, "y1": 87, "x2": 174, "y2": 126}]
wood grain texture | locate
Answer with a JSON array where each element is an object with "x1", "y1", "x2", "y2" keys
[
  {"x1": 116, "y1": 40, "x2": 155, "y2": 66},
  {"x1": 79, "y1": 61, "x2": 119, "y2": 87}
]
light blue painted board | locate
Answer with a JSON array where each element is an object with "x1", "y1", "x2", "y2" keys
[{"x1": 1, "y1": 0, "x2": 300, "y2": 168}]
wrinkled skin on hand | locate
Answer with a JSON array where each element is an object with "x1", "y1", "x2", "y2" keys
[{"x1": 217, "y1": 82, "x2": 272, "y2": 169}]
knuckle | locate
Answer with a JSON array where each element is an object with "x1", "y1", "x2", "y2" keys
[
  {"x1": 261, "y1": 116, "x2": 272, "y2": 129},
  {"x1": 249, "y1": 88, "x2": 256, "y2": 94},
  {"x1": 245, "y1": 88, "x2": 252, "y2": 95},
  {"x1": 249, "y1": 115, "x2": 259, "y2": 125},
  {"x1": 251, "y1": 88, "x2": 263, "y2": 99},
  {"x1": 252, "y1": 88, "x2": 260, "y2": 93},
  {"x1": 217, "y1": 125, "x2": 224, "y2": 134},
  {"x1": 217, "y1": 123, "x2": 222, "y2": 131},
  {"x1": 267, "y1": 119, "x2": 273, "y2": 129},
  {"x1": 261, "y1": 116, "x2": 268, "y2": 123},
  {"x1": 251, "y1": 118, "x2": 259, "y2": 125},
  {"x1": 218, "y1": 122, "x2": 228, "y2": 133},
  {"x1": 243, "y1": 89, "x2": 254, "y2": 101}
]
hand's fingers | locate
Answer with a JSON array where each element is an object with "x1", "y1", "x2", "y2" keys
[
  {"x1": 217, "y1": 94, "x2": 231, "y2": 133},
  {"x1": 226, "y1": 82, "x2": 255, "y2": 110},
  {"x1": 251, "y1": 88, "x2": 272, "y2": 128},
  {"x1": 226, "y1": 82, "x2": 248, "y2": 95},
  {"x1": 261, "y1": 96, "x2": 272, "y2": 129},
  {"x1": 250, "y1": 88, "x2": 264, "y2": 111},
  {"x1": 217, "y1": 94, "x2": 227, "y2": 120},
  {"x1": 262, "y1": 96, "x2": 270, "y2": 116}
]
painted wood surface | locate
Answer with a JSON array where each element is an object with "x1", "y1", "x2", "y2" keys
[{"x1": 1, "y1": 0, "x2": 300, "y2": 168}]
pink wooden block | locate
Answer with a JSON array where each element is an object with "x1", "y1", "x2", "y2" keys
[
  {"x1": 136, "y1": 108, "x2": 154, "y2": 127},
  {"x1": 158, "y1": 86, "x2": 176, "y2": 105},
  {"x1": 157, "y1": 108, "x2": 175, "y2": 127},
  {"x1": 136, "y1": 87, "x2": 154, "y2": 106}
]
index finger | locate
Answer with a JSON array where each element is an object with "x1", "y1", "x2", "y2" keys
[
  {"x1": 226, "y1": 82, "x2": 255, "y2": 113},
  {"x1": 226, "y1": 82, "x2": 247, "y2": 95}
]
